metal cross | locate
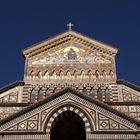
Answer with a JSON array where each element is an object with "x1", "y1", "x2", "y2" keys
[{"x1": 67, "y1": 22, "x2": 74, "y2": 30}]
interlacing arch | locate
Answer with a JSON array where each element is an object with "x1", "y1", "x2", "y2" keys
[
  {"x1": 45, "y1": 105, "x2": 92, "y2": 133},
  {"x1": 28, "y1": 69, "x2": 114, "y2": 80}
]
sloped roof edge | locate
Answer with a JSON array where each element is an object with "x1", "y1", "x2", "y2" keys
[
  {"x1": 117, "y1": 80, "x2": 140, "y2": 92},
  {"x1": 0, "y1": 81, "x2": 25, "y2": 94},
  {"x1": 22, "y1": 30, "x2": 118, "y2": 57}
]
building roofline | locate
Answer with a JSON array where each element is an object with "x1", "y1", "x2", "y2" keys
[
  {"x1": 0, "y1": 81, "x2": 25, "y2": 94},
  {"x1": 22, "y1": 29, "x2": 118, "y2": 58},
  {"x1": 117, "y1": 80, "x2": 140, "y2": 92}
]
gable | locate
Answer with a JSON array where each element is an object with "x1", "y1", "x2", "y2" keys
[
  {"x1": 22, "y1": 30, "x2": 118, "y2": 84},
  {"x1": 0, "y1": 88, "x2": 139, "y2": 134},
  {"x1": 29, "y1": 43, "x2": 113, "y2": 66},
  {"x1": 23, "y1": 30, "x2": 118, "y2": 59}
]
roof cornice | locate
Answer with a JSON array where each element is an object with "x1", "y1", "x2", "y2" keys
[
  {"x1": 117, "y1": 80, "x2": 140, "y2": 92},
  {"x1": 22, "y1": 30, "x2": 118, "y2": 59},
  {"x1": 0, "y1": 81, "x2": 25, "y2": 94}
]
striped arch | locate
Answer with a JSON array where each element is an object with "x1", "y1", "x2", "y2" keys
[{"x1": 45, "y1": 105, "x2": 92, "y2": 133}]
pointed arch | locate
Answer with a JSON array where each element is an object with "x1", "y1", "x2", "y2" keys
[
  {"x1": 105, "y1": 87, "x2": 110, "y2": 102},
  {"x1": 66, "y1": 70, "x2": 71, "y2": 79},
  {"x1": 95, "y1": 70, "x2": 100, "y2": 79},
  {"x1": 59, "y1": 70, "x2": 64, "y2": 76},
  {"x1": 80, "y1": 70, "x2": 85, "y2": 79},
  {"x1": 87, "y1": 70, "x2": 92, "y2": 75},
  {"x1": 29, "y1": 71, "x2": 35, "y2": 79},
  {"x1": 87, "y1": 70, "x2": 93, "y2": 79},
  {"x1": 44, "y1": 71, "x2": 49, "y2": 79},
  {"x1": 51, "y1": 71, "x2": 57, "y2": 79},
  {"x1": 73, "y1": 70, "x2": 77, "y2": 76},
  {"x1": 37, "y1": 71, "x2": 42, "y2": 79},
  {"x1": 59, "y1": 70, "x2": 64, "y2": 80},
  {"x1": 109, "y1": 70, "x2": 114, "y2": 78},
  {"x1": 72, "y1": 70, "x2": 77, "y2": 80},
  {"x1": 102, "y1": 70, "x2": 106, "y2": 79},
  {"x1": 80, "y1": 70, "x2": 85, "y2": 75},
  {"x1": 66, "y1": 70, "x2": 71, "y2": 76},
  {"x1": 97, "y1": 87, "x2": 103, "y2": 101}
]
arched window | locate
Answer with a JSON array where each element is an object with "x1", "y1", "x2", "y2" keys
[
  {"x1": 88, "y1": 70, "x2": 92, "y2": 75},
  {"x1": 44, "y1": 71, "x2": 49, "y2": 79},
  {"x1": 52, "y1": 71, "x2": 57, "y2": 79},
  {"x1": 95, "y1": 70, "x2": 100, "y2": 79},
  {"x1": 30, "y1": 71, "x2": 35, "y2": 79},
  {"x1": 102, "y1": 70, "x2": 106, "y2": 79},
  {"x1": 97, "y1": 88, "x2": 103, "y2": 101},
  {"x1": 59, "y1": 70, "x2": 63, "y2": 76},
  {"x1": 105, "y1": 88, "x2": 110, "y2": 102},
  {"x1": 59, "y1": 70, "x2": 64, "y2": 79},
  {"x1": 80, "y1": 70, "x2": 85, "y2": 79},
  {"x1": 66, "y1": 70, "x2": 71, "y2": 75},
  {"x1": 66, "y1": 70, "x2": 71, "y2": 78},
  {"x1": 37, "y1": 71, "x2": 42, "y2": 79},
  {"x1": 109, "y1": 70, "x2": 114, "y2": 78}
]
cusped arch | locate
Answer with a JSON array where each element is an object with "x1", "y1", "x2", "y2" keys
[
  {"x1": 109, "y1": 70, "x2": 114, "y2": 78},
  {"x1": 95, "y1": 70, "x2": 100, "y2": 78},
  {"x1": 59, "y1": 70, "x2": 64, "y2": 76},
  {"x1": 44, "y1": 70, "x2": 49, "y2": 76},
  {"x1": 87, "y1": 69, "x2": 92, "y2": 75},
  {"x1": 44, "y1": 104, "x2": 93, "y2": 133},
  {"x1": 102, "y1": 70, "x2": 106, "y2": 78},
  {"x1": 29, "y1": 71, "x2": 35, "y2": 79},
  {"x1": 66, "y1": 70, "x2": 71, "y2": 76},
  {"x1": 37, "y1": 71, "x2": 42, "y2": 79},
  {"x1": 73, "y1": 70, "x2": 77, "y2": 76}
]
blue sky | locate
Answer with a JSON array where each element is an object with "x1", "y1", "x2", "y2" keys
[{"x1": 0, "y1": 0, "x2": 140, "y2": 87}]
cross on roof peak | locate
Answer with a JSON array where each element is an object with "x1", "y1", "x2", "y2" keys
[{"x1": 67, "y1": 22, "x2": 74, "y2": 30}]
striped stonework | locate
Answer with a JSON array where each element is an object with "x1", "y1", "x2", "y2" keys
[
  {"x1": 110, "y1": 83, "x2": 118, "y2": 102},
  {"x1": 22, "y1": 84, "x2": 32, "y2": 103},
  {"x1": 46, "y1": 106, "x2": 91, "y2": 133}
]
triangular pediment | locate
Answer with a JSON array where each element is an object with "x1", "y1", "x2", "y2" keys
[
  {"x1": 29, "y1": 42, "x2": 113, "y2": 66},
  {"x1": 0, "y1": 88, "x2": 139, "y2": 133},
  {"x1": 23, "y1": 30, "x2": 118, "y2": 59}
]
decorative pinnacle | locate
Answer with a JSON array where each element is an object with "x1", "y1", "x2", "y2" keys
[{"x1": 67, "y1": 22, "x2": 74, "y2": 30}]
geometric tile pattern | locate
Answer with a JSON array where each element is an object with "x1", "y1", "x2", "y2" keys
[
  {"x1": 6, "y1": 114, "x2": 39, "y2": 131},
  {"x1": 0, "y1": 92, "x2": 18, "y2": 103},
  {"x1": 0, "y1": 90, "x2": 138, "y2": 140},
  {"x1": 123, "y1": 89, "x2": 140, "y2": 102},
  {"x1": 98, "y1": 113, "x2": 131, "y2": 130},
  {"x1": 112, "y1": 105, "x2": 140, "y2": 120}
]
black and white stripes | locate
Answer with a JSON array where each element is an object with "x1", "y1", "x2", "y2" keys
[{"x1": 46, "y1": 106, "x2": 91, "y2": 133}]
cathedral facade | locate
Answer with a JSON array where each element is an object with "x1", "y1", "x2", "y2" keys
[{"x1": 0, "y1": 29, "x2": 140, "y2": 140}]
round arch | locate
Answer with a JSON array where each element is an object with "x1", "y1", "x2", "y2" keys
[
  {"x1": 50, "y1": 110, "x2": 86, "y2": 140},
  {"x1": 44, "y1": 105, "x2": 92, "y2": 133}
]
